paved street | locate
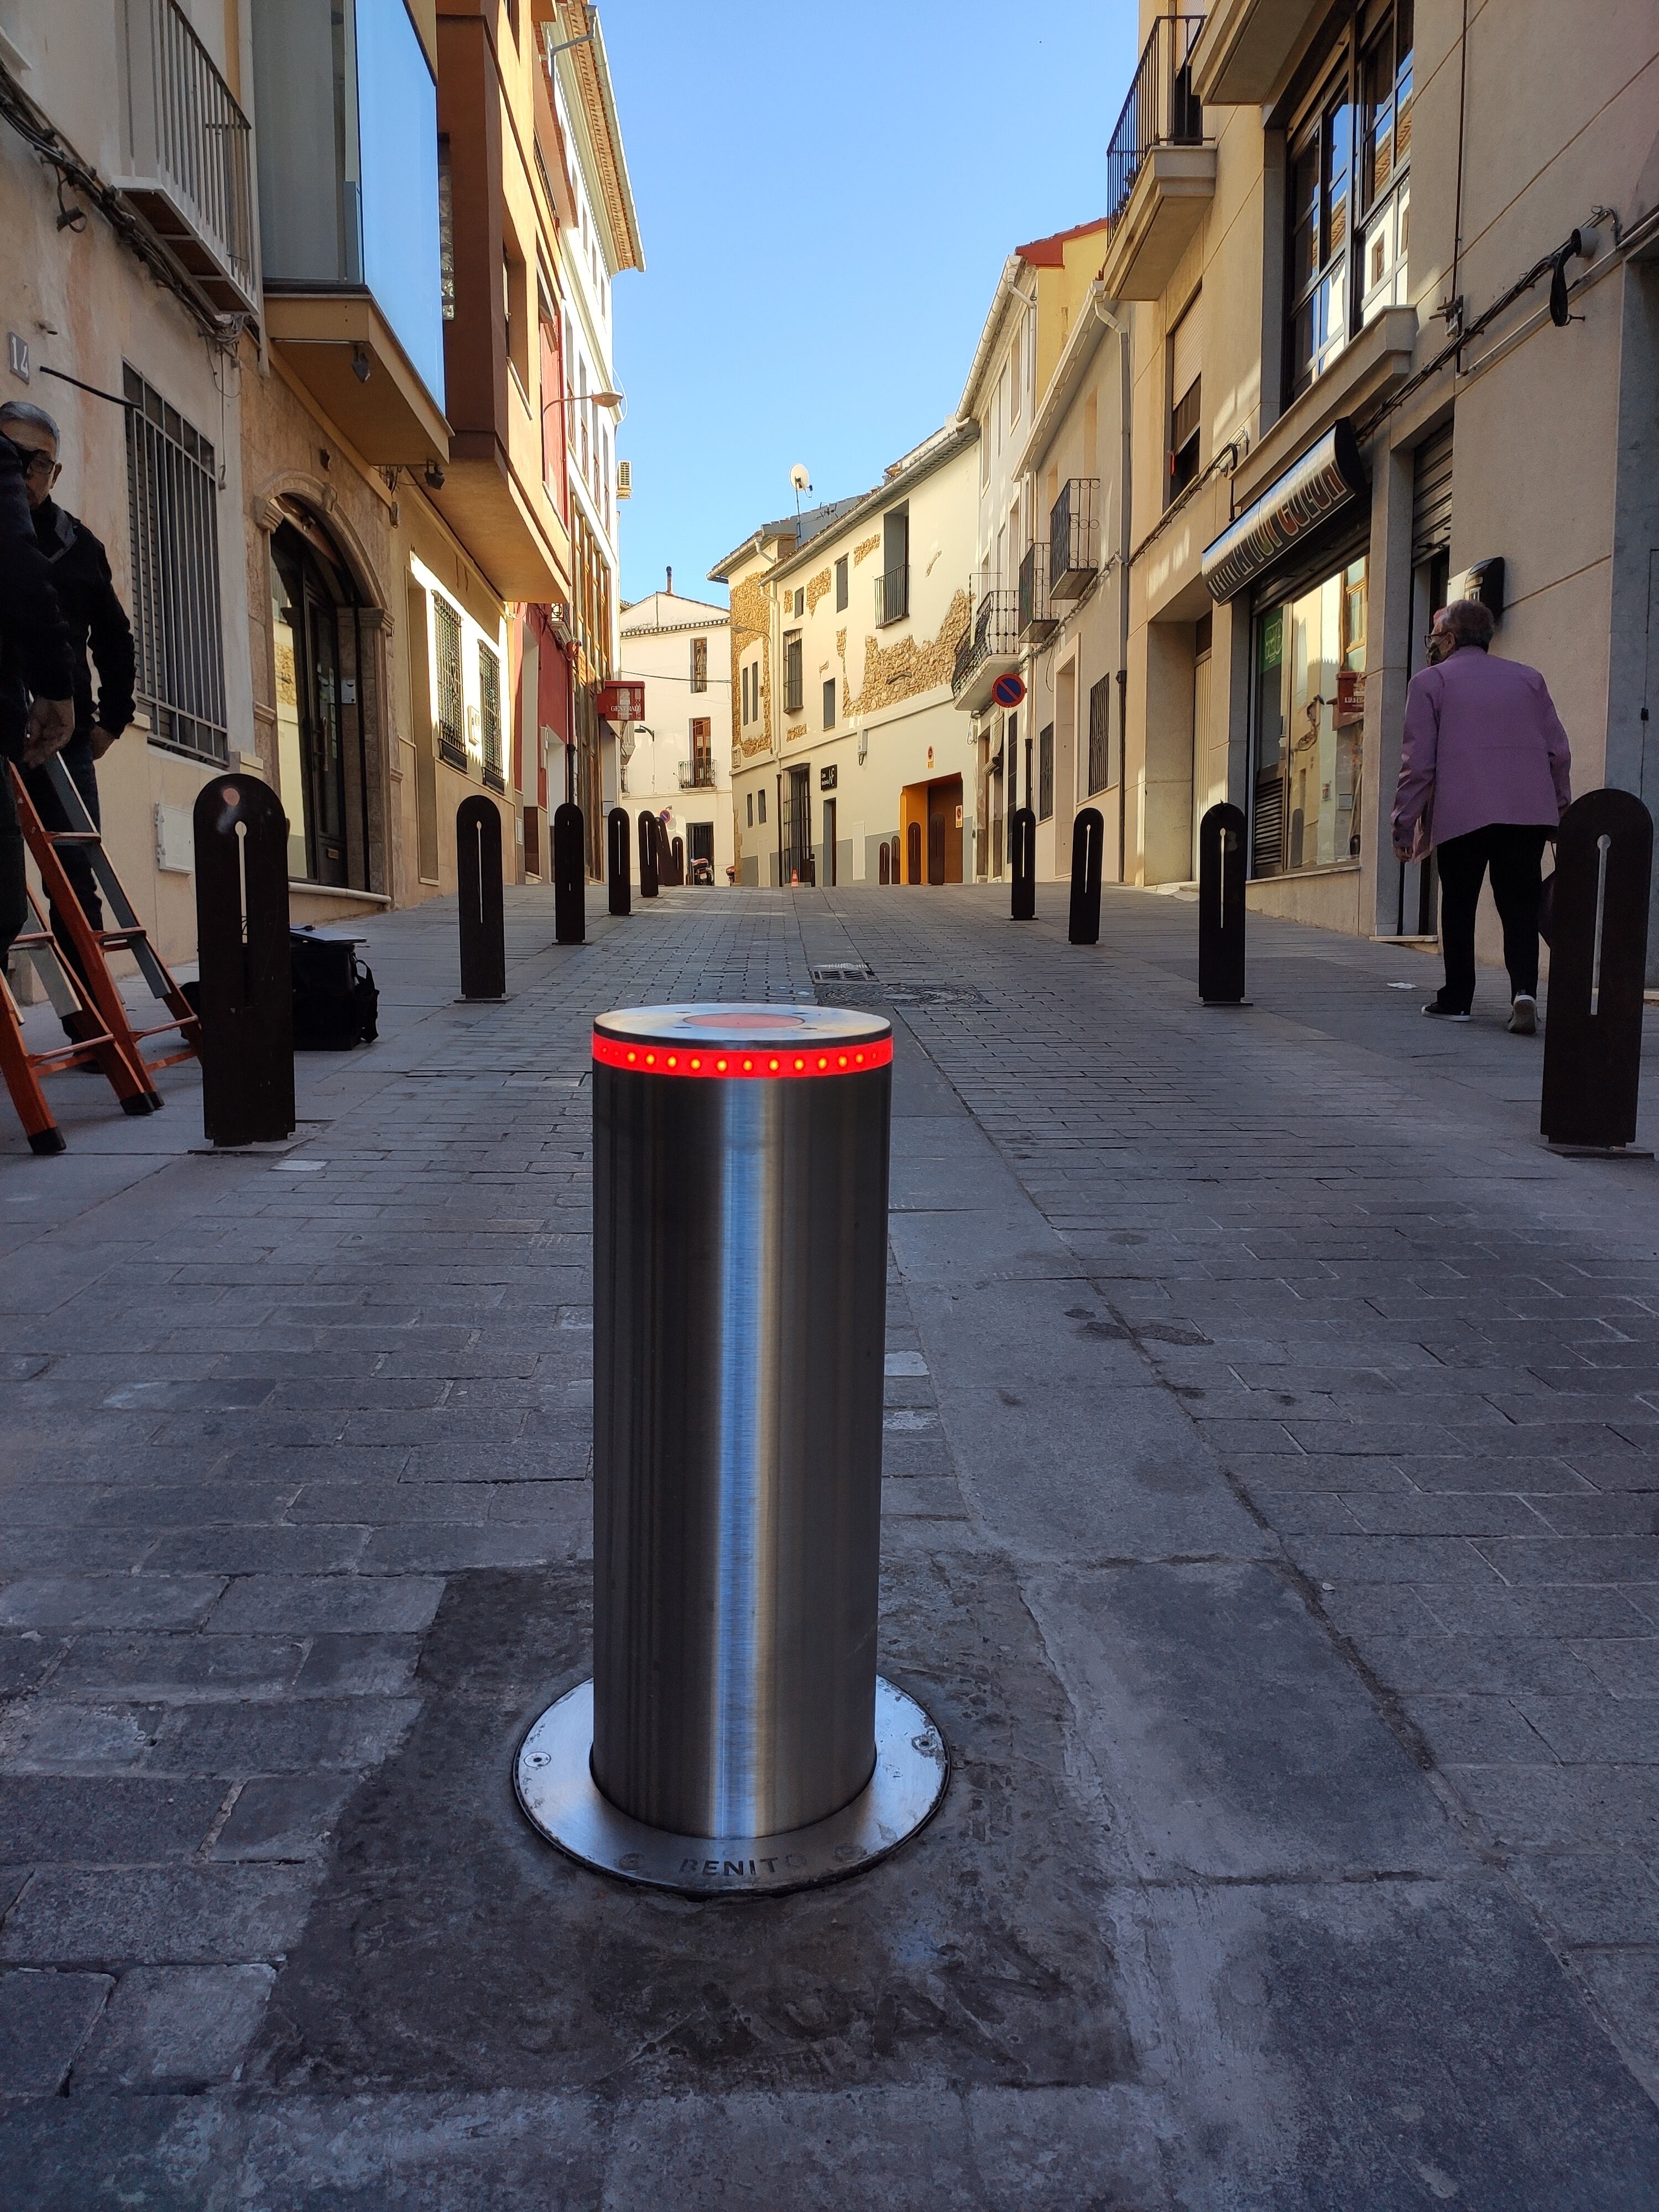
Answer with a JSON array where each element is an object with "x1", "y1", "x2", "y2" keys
[{"x1": 4, "y1": 881, "x2": 1659, "y2": 2206}]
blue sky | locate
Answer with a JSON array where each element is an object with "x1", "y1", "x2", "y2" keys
[{"x1": 603, "y1": 1, "x2": 1140, "y2": 607}]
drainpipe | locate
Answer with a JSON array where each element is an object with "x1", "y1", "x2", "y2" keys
[{"x1": 1092, "y1": 293, "x2": 1132, "y2": 881}]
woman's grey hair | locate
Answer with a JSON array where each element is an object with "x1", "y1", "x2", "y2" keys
[
  {"x1": 1438, "y1": 597, "x2": 1496, "y2": 650},
  {"x1": 0, "y1": 399, "x2": 61, "y2": 447}
]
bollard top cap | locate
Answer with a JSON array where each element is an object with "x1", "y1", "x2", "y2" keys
[{"x1": 593, "y1": 1002, "x2": 891, "y2": 1078}]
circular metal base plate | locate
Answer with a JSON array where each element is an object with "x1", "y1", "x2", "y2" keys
[{"x1": 514, "y1": 1677, "x2": 948, "y2": 1896}]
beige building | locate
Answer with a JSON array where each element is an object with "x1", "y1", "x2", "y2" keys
[
  {"x1": 714, "y1": 425, "x2": 978, "y2": 889},
  {"x1": 617, "y1": 582, "x2": 732, "y2": 885},
  {"x1": 1103, "y1": 0, "x2": 1659, "y2": 961}
]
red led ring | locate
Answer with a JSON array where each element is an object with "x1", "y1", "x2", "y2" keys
[{"x1": 593, "y1": 1032, "x2": 892, "y2": 1078}]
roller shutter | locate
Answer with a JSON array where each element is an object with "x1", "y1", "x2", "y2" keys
[{"x1": 1412, "y1": 424, "x2": 1454, "y2": 564}]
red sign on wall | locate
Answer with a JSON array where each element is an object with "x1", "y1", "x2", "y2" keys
[{"x1": 598, "y1": 681, "x2": 645, "y2": 723}]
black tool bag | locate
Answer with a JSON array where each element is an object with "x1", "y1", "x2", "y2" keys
[{"x1": 290, "y1": 929, "x2": 379, "y2": 1050}]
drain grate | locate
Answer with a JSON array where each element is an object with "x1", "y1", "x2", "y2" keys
[{"x1": 810, "y1": 961, "x2": 874, "y2": 983}]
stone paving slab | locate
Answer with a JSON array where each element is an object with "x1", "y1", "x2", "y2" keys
[{"x1": 2, "y1": 882, "x2": 1658, "y2": 2200}]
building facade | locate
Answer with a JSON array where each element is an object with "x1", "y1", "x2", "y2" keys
[
  {"x1": 1107, "y1": 0, "x2": 1659, "y2": 963},
  {"x1": 1, "y1": 0, "x2": 640, "y2": 1018},
  {"x1": 715, "y1": 427, "x2": 977, "y2": 890},
  {"x1": 617, "y1": 582, "x2": 732, "y2": 885}
]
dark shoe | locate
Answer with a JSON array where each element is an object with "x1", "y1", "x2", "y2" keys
[
  {"x1": 1423, "y1": 998, "x2": 1472, "y2": 1021},
  {"x1": 1509, "y1": 994, "x2": 1538, "y2": 1035}
]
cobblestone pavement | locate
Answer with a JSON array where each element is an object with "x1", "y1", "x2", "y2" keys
[{"x1": 3, "y1": 881, "x2": 1659, "y2": 2206}]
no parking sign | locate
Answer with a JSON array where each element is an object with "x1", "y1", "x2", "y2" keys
[{"x1": 991, "y1": 673, "x2": 1025, "y2": 709}]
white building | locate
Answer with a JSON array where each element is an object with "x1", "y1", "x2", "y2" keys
[{"x1": 617, "y1": 582, "x2": 733, "y2": 884}]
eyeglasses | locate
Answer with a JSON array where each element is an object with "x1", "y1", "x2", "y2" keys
[{"x1": 18, "y1": 450, "x2": 59, "y2": 478}]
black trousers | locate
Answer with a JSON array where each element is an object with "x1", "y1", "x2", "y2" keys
[
  {"x1": 1436, "y1": 823, "x2": 1550, "y2": 1013},
  {"x1": 23, "y1": 732, "x2": 102, "y2": 997},
  {"x1": 0, "y1": 762, "x2": 22, "y2": 974}
]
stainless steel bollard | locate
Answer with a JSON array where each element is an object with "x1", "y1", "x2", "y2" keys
[{"x1": 515, "y1": 1004, "x2": 947, "y2": 1895}]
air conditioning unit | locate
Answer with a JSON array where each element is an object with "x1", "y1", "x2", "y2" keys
[
  {"x1": 547, "y1": 600, "x2": 573, "y2": 647},
  {"x1": 617, "y1": 460, "x2": 633, "y2": 500}
]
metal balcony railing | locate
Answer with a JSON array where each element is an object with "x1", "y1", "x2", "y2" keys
[
  {"x1": 1050, "y1": 478, "x2": 1100, "y2": 601},
  {"x1": 116, "y1": 0, "x2": 258, "y2": 314},
  {"x1": 678, "y1": 758, "x2": 717, "y2": 790},
  {"x1": 875, "y1": 563, "x2": 910, "y2": 625},
  {"x1": 951, "y1": 591, "x2": 1019, "y2": 697},
  {"x1": 1106, "y1": 13, "x2": 1205, "y2": 227},
  {"x1": 1018, "y1": 541, "x2": 1056, "y2": 641}
]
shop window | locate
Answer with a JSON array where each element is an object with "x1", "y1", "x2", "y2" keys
[
  {"x1": 1250, "y1": 554, "x2": 1368, "y2": 876},
  {"x1": 1286, "y1": 2, "x2": 1412, "y2": 400}
]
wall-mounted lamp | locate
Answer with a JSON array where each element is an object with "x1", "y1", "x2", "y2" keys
[
  {"x1": 351, "y1": 346, "x2": 371, "y2": 384},
  {"x1": 424, "y1": 461, "x2": 445, "y2": 490}
]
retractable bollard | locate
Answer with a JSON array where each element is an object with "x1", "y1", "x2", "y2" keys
[
  {"x1": 607, "y1": 807, "x2": 631, "y2": 917},
  {"x1": 457, "y1": 795, "x2": 507, "y2": 999},
  {"x1": 194, "y1": 774, "x2": 294, "y2": 1147},
  {"x1": 638, "y1": 812, "x2": 660, "y2": 900},
  {"x1": 1010, "y1": 806, "x2": 1036, "y2": 921},
  {"x1": 1541, "y1": 788, "x2": 1653, "y2": 1152},
  {"x1": 670, "y1": 834, "x2": 685, "y2": 887},
  {"x1": 553, "y1": 801, "x2": 585, "y2": 946},
  {"x1": 1068, "y1": 807, "x2": 1104, "y2": 945},
  {"x1": 515, "y1": 1004, "x2": 948, "y2": 1895},
  {"x1": 1198, "y1": 802, "x2": 1250, "y2": 1006}
]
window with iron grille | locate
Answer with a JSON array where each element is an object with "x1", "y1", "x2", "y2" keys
[
  {"x1": 123, "y1": 364, "x2": 227, "y2": 763},
  {"x1": 1088, "y1": 675, "x2": 1114, "y2": 793},
  {"x1": 479, "y1": 641, "x2": 504, "y2": 790},
  {"x1": 434, "y1": 596, "x2": 465, "y2": 766},
  {"x1": 690, "y1": 635, "x2": 708, "y2": 692},
  {"x1": 784, "y1": 632, "x2": 803, "y2": 715}
]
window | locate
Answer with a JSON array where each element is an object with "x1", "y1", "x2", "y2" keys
[
  {"x1": 1360, "y1": 1, "x2": 1413, "y2": 321},
  {"x1": 1168, "y1": 300, "x2": 1201, "y2": 500},
  {"x1": 1286, "y1": 2, "x2": 1412, "y2": 399},
  {"x1": 793, "y1": 587, "x2": 805, "y2": 619},
  {"x1": 123, "y1": 365, "x2": 227, "y2": 763},
  {"x1": 878, "y1": 505, "x2": 909, "y2": 625},
  {"x1": 433, "y1": 596, "x2": 464, "y2": 765},
  {"x1": 1251, "y1": 554, "x2": 1368, "y2": 875},
  {"x1": 822, "y1": 677, "x2": 836, "y2": 730},
  {"x1": 834, "y1": 554, "x2": 848, "y2": 612},
  {"x1": 690, "y1": 717, "x2": 712, "y2": 784},
  {"x1": 438, "y1": 138, "x2": 455, "y2": 320},
  {"x1": 1038, "y1": 722, "x2": 1054, "y2": 821},
  {"x1": 746, "y1": 791, "x2": 754, "y2": 827},
  {"x1": 690, "y1": 635, "x2": 708, "y2": 692},
  {"x1": 479, "y1": 641, "x2": 503, "y2": 790},
  {"x1": 1009, "y1": 332, "x2": 1022, "y2": 422},
  {"x1": 784, "y1": 632, "x2": 802, "y2": 714},
  {"x1": 1088, "y1": 674, "x2": 1114, "y2": 792},
  {"x1": 758, "y1": 786, "x2": 766, "y2": 825}
]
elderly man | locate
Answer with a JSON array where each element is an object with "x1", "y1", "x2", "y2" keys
[
  {"x1": 0, "y1": 420, "x2": 75, "y2": 975},
  {"x1": 1392, "y1": 597, "x2": 1572, "y2": 1033},
  {"x1": 0, "y1": 400, "x2": 136, "y2": 1021}
]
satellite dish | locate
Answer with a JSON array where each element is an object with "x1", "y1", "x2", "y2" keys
[{"x1": 789, "y1": 463, "x2": 811, "y2": 494}]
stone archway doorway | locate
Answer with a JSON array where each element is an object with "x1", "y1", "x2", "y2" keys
[{"x1": 269, "y1": 508, "x2": 377, "y2": 891}]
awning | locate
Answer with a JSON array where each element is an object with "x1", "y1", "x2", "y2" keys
[{"x1": 1201, "y1": 421, "x2": 1366, "y2": 602}]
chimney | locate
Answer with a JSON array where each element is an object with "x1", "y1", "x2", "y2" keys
[{"x1": 666, "y1": 565, "x2": 672, "y2": 595}]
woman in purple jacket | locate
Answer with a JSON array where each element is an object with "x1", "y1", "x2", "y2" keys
[{"x1": 1392, "y1": 598, "x2": 1573, "y2": 1032}]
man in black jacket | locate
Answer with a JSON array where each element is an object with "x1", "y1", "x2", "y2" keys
[
  {"x1": 0, "y1": 420, "x2": 76, "y2": 975},
  {"x1": 1, "y1": 401, "x2": 137, "y2": 1005}
]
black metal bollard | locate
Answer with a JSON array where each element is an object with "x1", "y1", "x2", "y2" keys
[
  {"x1": 1010, "y1": 806, "x2": 1036, "y2": 921},
  {"x1": 638, "y1": 812, "x2": 659, "y2": 900},
  {"x1": 607, "y1": 806, "x2": 631, "y2": 917},
  {"x1": 670, "y1": 834, "x2": 685, "y2": 888},
  {"x1": 1068, "y1": 808, "x2": 1104, "y2": 945},
  {"x1": 1541, "y1": 788, "x2": 1653, "y2": 1150},
  {"x1": 1198, "y1": 801, "x2": 1250, "y2": 1005},
  {"x1": 554, "y1": 802, "x2": 586, "y2": 945},
  {"x1": 193, "y1": 773, "x2": 294, "y2": 1147},
  {"x1": 457, "y1": 795, "x2": 507, "y2": 1000}
]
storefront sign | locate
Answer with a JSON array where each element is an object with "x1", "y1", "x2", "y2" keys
[{"x1": 1202, "y1": 422, "x2": 1366, "y2": 603}]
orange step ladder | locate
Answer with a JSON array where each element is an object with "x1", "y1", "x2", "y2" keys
[{"x1": 1, "y1": 756, "x2": 201, "y2": 1154}]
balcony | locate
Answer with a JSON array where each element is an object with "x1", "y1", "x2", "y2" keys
[
  {"x1": 875, "y1": 563, "x2": 910, "y2": 626},
  {"x1": 251, "y1": 0, "x2": 450, "y2": 466},
  {"x1": 1049, "y1": 479, "x2": 1099, "y2": 600},
  {"x1": 114, "y1": 0, "x2": 257, "y2": 316},
  {"x1": 1019, "y1": 541, "x2": 1056, "y2": 642},
  {"x1": 679, "y1": 758, "x2": 717, "y2": 790},
  {"x1": 951, "y1": 591, "x2": 1020, "y2": 713},
  {"x1": 1190, "y1": 0, "x2": 1323, "y2": 106},
  {"x1": 1099, "y1": 14, "x2": 1215, "y2": 302}
]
